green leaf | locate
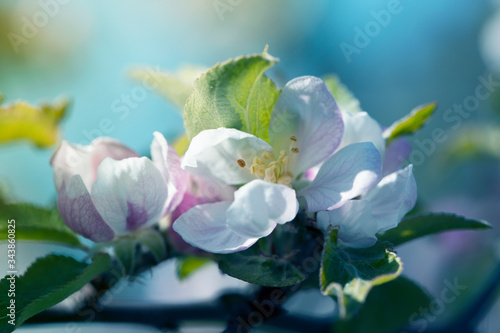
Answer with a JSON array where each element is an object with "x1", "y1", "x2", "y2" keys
[
  {"x1": 129, "y1": 65, "x2": 206, "y2": 110},
  {"x1": 176, "y1": 256, "x2": 211, "y2": 280},
  {"x1": 0, "y1": 96, "x2": 68, "y2": 147},
  {"x1": 335, "y1": 277, "x2": 432, "y2": 333},
  {"x1": 377, "y1": 213, "x2": 491, "y2": 247},
  {"x1": 442, "y1": 125, "x2": 500, "y2": 162},
  {"x1": 136, "y1": 229, "x2": 167, "y2": 263},
  {"x1": 183, "y1": 49, "x2": 280, "y2": 142},
  {"x1": 218, "y1": 244, "x2": 305, "y2": 287},
  {"x1": 0, "y1": 202, "x2": 82, "y2": 249},
  {"x1": 0, "y1": 253, "x2": 111, "y2": 332},
  {"x1": 322, "y1": 75, "x2": 362, "y2": 114},
  {"x1": 383, "y1": 102, "x2": 437, "y2": 145},
  {"x1": 320, "y1": 230, "x2": 402, "y2": 319},
  {"x1": 114, "y1": 237, "x2": 137, "y2": 275}
]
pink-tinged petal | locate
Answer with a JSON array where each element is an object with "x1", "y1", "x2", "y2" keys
[
  {"x1": 51, "y1": 138, "x2": 138, "y2": 192},
  {"x1": 168, "y1": 192, "x2": 211, "y2": 255},
  {"x1": 317, "y1": 200, "x2": 378, "y2": 248},
  {"x1": 173, "y1": 201, "x2": 259, "y2": 254},
  {"x1": 269, "y1": 76, "x2": 344, "y2": 175},
  {"x1": 299, "y1": 142, "x2": 382, "y2": 212},
  {"x1": 382, "y1": 138, "x2": 412, "y2": 176},
  {"x1": 57, "y1": 175, "x2": 114, "y2": 242},
  {"x1": 337, "y1": 111, "x2": 385, "y2": 157},
  {"x1": 364, "y1": 165, "x2": 417, "y2": 232},
  {"x1": 91, "y1": 157, "x2": 168, "y2": 235},
  {"x1": 151, "y1": 132, "x2": 188, "y2": 215},
  {"x1": 226, "y1": 180, "x2": 299, "y2": 239},
  {"x1": 182, "y1": 128, "x2": 273, "y2": 185}
]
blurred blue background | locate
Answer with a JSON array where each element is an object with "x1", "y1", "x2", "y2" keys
[{"x1": 2, "y1": 0, "x2": 500, "y2": 331}]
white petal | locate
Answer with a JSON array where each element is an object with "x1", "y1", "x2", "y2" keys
[
  {"x1": 91, "y1": 157, "x2": 168, "y2": 235},
  {"x1": 299, "y1": 142, "x2": 382, "y2": 212},
  {"x1": 173, "y1": 201, "x2": 259, "y2": 254},
  {"x1": 182, "y1": 128, "x2": 273, "y2": 185},
  {"x1": 317, "y1": 200, "x2": 378, "y2": 248},
  {"x1": 269, "y1": 76, "x2": 344, "y2": 175},
  {"x1": 50, "y1": 138, "x2": 138, "y2": 191},
  {"x1": 226, "y1": 180, "x2": 298, "y2": 238},
  {"x1": 57, "y1": 175, "x2": 114, "y2": 242},
  {"x1": 337, "y1": 111, "x2": 385, "y2": 157},
  {"x1": 364, "y1": 165, "x2": 417, "y2": 232},
  {"x1": 151, "y1": 132, "x2": 188, "y2": 215}
]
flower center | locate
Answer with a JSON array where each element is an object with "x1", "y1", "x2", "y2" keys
[{"x1": 240, "y1": 136, "x2": 299, "y2": 187}]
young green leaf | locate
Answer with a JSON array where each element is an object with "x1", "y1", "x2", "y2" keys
[
  {"x1": 218, "y1": 245, "x2": 305, "y2": 287},
  {"x1": 322, "y1": 75, "x2": 362, "y2": 114},
  {"x1": 0, "y1": 202, "x2": 82, "y2": 249},
  {"x1": 335, "y1": 277, "x2": 432, "y2": 333},
  {"x1": 183, "y1": 50, "x2": 280, "y2": 142},
  {"x1": 383, "y1": 103, "x2": 437, "y2": 145},
  {"x1": 320, "y1": 230, "x2": 402, "y2": 319},
  {"x1": 377, "y1": 213, "x2": 491, "y2": 247},
  {"x1": 0, "y1": 97, "x2": 68, "y2": 147},
  {"x1": 176, "y1": 256, "x2": 211, "y2": 280},
  {"x1": 129, "y1": 65, "x2": 206, "y2": 110},
  {"x1": 0, "y1": 253, "x2": 111, "y2": 332},
  {"x1": 136, "y1": 229, "x2": 167, "y2": 263},
  {"x1": 114, "y1": 237, "x2": 137, "y2": 275}
]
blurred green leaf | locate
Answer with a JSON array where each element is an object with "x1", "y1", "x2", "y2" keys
[
  {"x1": 114, "y1": 237, "x2": 137, "y2": 275},
  {"x1": 0, "y1": 202, "x2": 82, "y2": 249},
  {"x1": 218, "y1": 244, "x2": 305, "y2": 287},
  {"x1": 0, "y1": 253, "x2": 111, "y2": 332},
  {"x1": 335, "y1": 277, "x2": 432, "y2": 333},
  {"x1": 377, "y1": 213, "x2": 491, "y2": 247},
  {"x1": 129, "y1": 65, "x2": 206, "y2": 110},
  {"x1": 0, "y1": 96, "x2": 68, "y2": 147},
  {"x1": 383, "y1": 103, "x2": 437, "y2": 145},
  {"x1": 136, "y1": 229, "x2": 167, "y2": 263},
  {"x1": 442, "y1": 125, "x2": 500, "y2": 162},
  {"x1": 176, "y1": 256, "x2": 211, "y2": 280},
  {"x1": 320, "y1": 230, "x2": 402, "y2": 319},
  {"x1": 184, "y1": 48, "x2": 280, "y2": 142},
  {"x1": 322, "y1": 75, "x2": 362, "y2": 114}
]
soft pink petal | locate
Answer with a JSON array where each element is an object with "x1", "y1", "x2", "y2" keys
[
  {"x1": 57, "y1": 175, "x2": 114, "y2": 242},
  {"x1": 269, "y1": 76, "x2": 344, "y2": 175},
  {"x1": 173, "y1": 201, "x2": 259, "y2": 254},
  {"x1": 299, "y1": 142, "x2": 382, "y2": 212}
]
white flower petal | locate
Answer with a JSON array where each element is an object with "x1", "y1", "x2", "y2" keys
[
  {"x1": 299, "y1": 142, "x2": 382, "y2": 212},
  {"x1": 317, "y1": 200, "x2": 378, "y2": 248},
  {"x1": 57, "y1": 175, "x2": 115, "y2": 242},
  {"x1": 337, "y1": 111, "x2": 385, "y2": 157},
  {"x1": 151, "y1": 131, "x2": 188, "y2": 215},
  {"x1": 364, "y1": 165, "x2": 417, "y2": 232},
  {"x1": 269, "y1": 76, "x2": 344, "y2": 175},
  {"x1": 50, "y1": 138, "x2": 138, "y2": 191},
  {"x1": 173, "y1": 201, "x2": 259, "y2": 254},
  {"x1": 182, "y1": 128, "x2": 273, "y2": 185},
  {"x1": 226, "y1": 180, "x2": 299, "y2": 238},
  {"x1": 91, "y1": 157, "x2": 168, "y2": 235}
]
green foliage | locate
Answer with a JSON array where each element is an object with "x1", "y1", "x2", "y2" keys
[
  {"x1": 136, "y1": 228, "x2": 167, "y2": 263},
  {"x1": 176, "y1": 256, "x2": 211, "y2": 280},
  {"x1": 218, "y1": 244, "x2": 306, "y2": 287},
  {"x1": 0, "y1": 253, "x2": 111, "y2": 332},
  {"x1": 383, "y1": 103, "x2": 437, "y2": 144},
  {"x1": 0, "y1": 96, "x2": 68, "y2": 147},
  {"x1": 114, "y1": 237, "x2": 137, "y2": 275},
  {"x1": 183, "y1": 49, "x2": 280, "y2": 142},
  {"x1": 335, "y1": 277, "x2": 432, "y2": 333},
  {"x1": 129, "y1": 65, "x2": 206, "y2": 110},
  {"x1": 378, "y1": 213, "x2": 491, "y2": 247},
  {"x1": 442, "y1": 125, "x2": 500, "y2": 162},
  {"x1": 0, "y1": 202, "x2": 82, "y2": 249},
  {"x1": 320, "y1": 230, "x2": 402, "y2": 319},
  {"x1": 322, "y1": 75, "x2": 362, "y2": 114}
]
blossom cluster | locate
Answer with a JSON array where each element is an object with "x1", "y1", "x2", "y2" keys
[{"x1": 50, "y1": 76, "x2": 416, "y2": 253}]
